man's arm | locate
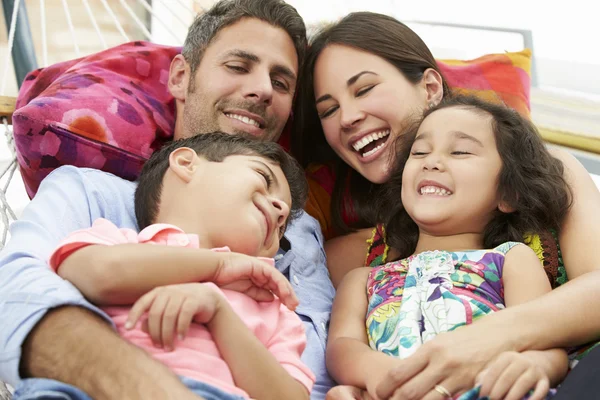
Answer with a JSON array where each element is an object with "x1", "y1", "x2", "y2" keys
[{"x1": 0, "y1": 167, "x2": 198, "y2": 398}]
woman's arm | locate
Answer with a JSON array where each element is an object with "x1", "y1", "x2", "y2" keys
[
  {"x1": 326, "y1": 267, "x2": 400, "y2": 395},
  {"x1": 325, "y1": 229, "x2": 374, "y2": 288},
  {"x1": 551, "y1": 148, "x2": 600, "y2": 278}
]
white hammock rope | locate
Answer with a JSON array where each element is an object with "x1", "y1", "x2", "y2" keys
[
  {"x1": 82, "y1": 0, "x2": 108, "y2": 50},
  {"x1": 60, "y1": 0, "x2": 81, "y2": 57},
  {"x1": 99, "y1": 0, "x2": 130, "y2": 42},
  {"x1": 118, "y1": 0, "x2": 152, "y2": 40},
  {"x1": 145, "y1": 0, "x2": 190, "y2": 42},
  {"x1": 137, "y1": 0, "x2": 185, "y2": 43},
  {"x1": 40, "y1": 0, "x2": 48, "y2": 66},
  {"x1": 1, "y1": 0, "x2": 22, "y2": 96}
]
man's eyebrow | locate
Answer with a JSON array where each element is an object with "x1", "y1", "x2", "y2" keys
[
  {"x1": 223, "y1": 49, "x2": 296, "y2": 83},
  {"x1": 451, "y1": 131, "x2": 484, "y2": 147},
  {"x1": 250, "y1": 159, "x2": 280, "y2": 188},
  {"x1": 316, "y1": 71, "x2": 378, "y2": 105}
]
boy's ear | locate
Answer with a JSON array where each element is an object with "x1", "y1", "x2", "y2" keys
[{"x1": 168, "y1": 147, "x2": 199, "y2": 183}]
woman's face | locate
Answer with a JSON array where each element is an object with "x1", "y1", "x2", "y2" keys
[{"x1": 313, "y1": 44, "x2": 429, "y2": 183}]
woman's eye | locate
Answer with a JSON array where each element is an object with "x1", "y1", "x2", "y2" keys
[
  {"x1": 356, "y1": 85, "x2": 374, "y2": 97},
  {"x1": 319, "y1": 106, "x2": 338, "y2": 119}
]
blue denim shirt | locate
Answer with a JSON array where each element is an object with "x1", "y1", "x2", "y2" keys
[{"x1": 0, "y1": 166, "x2": 336, "y2": 399}]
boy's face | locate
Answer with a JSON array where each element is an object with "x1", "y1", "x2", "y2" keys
[{"x1": 176, "y1": 153, "x2": 292, "y2": 258}]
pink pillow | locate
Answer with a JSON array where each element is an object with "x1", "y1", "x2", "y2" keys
[{"x1": 14, "y1": 41, "x2": 180, "y2": 197}]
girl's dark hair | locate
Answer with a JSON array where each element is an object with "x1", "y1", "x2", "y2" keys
[
  {"x1": 135, "y1": 132, "x2": 308, "y2": 230},
  {"x1": 292, "y1": 11, "x2": 450, "y2": 235},
  {"x1": 383, "y1": 95, "x2": 573, "y2": 259}
]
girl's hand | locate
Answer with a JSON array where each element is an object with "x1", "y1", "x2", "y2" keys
[
  {"x1": 125, "y1": 283, "x2": 224, "y2": 350},
  {"x1": 326, "y1": 385, "x2": 375, "y2": 400},
  {"x1": 477, "y1": 351, "x2": 551, "y2": 400},
  {"x1": 214, "y1": 252, "x2": 298, "y2": 310}
]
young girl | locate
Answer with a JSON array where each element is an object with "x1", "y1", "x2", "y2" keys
[
  {"x1": 44, "y1": 133, "x2": 313, "y2": 400},
  {"x1": 326, "y1": 95, "x2": 572, "y2": 400}
]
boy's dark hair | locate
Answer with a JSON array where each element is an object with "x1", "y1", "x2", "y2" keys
[
  {"x1": 182, "y1": 0, "x2": 307, "y2": 85},
  {"x1": 135, "y1": 132, "x2": 308, "y2": 230},
  {"x1": 383, "y1": 94, "x2": 573, "y2": 259}
]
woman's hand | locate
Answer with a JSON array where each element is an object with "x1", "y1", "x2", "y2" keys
[
  {"x1": 375, "y1": 323, "x2": 516, "y2": 400},
  {"x1": 477, "y1": 351, "x2": 551, "y2": 400}
]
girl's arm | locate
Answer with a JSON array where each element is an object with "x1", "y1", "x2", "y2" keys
[
  {"x1": 500, "y1": 244, "x2": 569, "y2": 385},
  {"x1": 326, "y1": 267, "x2": 400, "y2": 394}
]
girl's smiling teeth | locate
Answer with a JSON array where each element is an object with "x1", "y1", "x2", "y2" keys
[
  {"x1": 351, "y1": 129, "x2": 390, "y2": 158},
  {"x1": 225, "y1": 112, "x2": 261, "y2": 128},
  {"x1": 419, "y1": 186, "x2": 452, "y2": 196}
]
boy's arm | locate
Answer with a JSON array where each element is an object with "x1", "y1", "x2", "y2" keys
[
  {"x1": 0, "y1": 167, "x2": 200, "y2": 398},
  {"x1": 326, "y1": 267, "x2": 400, "y2": 395},
  {"x1": 206, "y1": 295, "x2": 309, "y2": 400}
]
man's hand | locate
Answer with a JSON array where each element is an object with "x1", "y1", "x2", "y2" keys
[
  {"x1": 477, "y1": 351, "x2": 552, "y2": 400},
  {"x1": 214, "y1": 252, "x2": 298, "y2": 310},
  {"x1": 126, "y1": 283, "x2": 224, "y2": 350}
]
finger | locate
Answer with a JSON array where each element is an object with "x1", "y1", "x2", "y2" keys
[
  {"x1": 376, "y1": 358, "x2": 428, "y2": 400},
  {"x1": 526, "y1": 377, "x2": 551, "y2": 400},
  {"x1": 147, "y1": 293, "x2": 169, "y2": 347},
  {"x1": 243, "y1": 286, "x2": 276, "y2": 302},
  {"x1": 387, "y1": 366, "x2": 447, "y2": 400},
  {"x1": 161, "y1": 294, "x2": 184, "y2": 351},
  {"x1": 486, "y1": 363, "x2": 528, "y2": 400},
  {"x1": 126, "y1": 290, "x2": 157, "y2": 329},
  {"x1": 503, "y1": 370, "x2": 541, "y2": 400},
  {"x1": 177, "y1": 298, "x2": 200, "y2": 340}
]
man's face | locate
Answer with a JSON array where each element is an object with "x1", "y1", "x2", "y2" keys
[{"x1": 180, "y1": 18, "x2": 298, "y2": 142}]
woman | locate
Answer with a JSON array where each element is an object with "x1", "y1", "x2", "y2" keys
[{"x1": 294, "y1": 11, "x2": 600, "y2": 399}]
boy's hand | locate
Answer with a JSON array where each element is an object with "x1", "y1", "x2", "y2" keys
[
  {"x1": 477, "y1": 351, "x2": 551, "y2": 400},
  {"x1": 125, "y1": 283, "x2": 223, "y2": 351},
  {"x1": 326, "y1": 386, "x2": 375, "y2": 400},
  {"x1": 213, "y1": 252, "x2": 298, "y2": 311}
]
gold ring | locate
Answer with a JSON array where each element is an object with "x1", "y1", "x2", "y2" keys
[{"x1": 434, "y1": 384, "x2": 452, "y2": 398}]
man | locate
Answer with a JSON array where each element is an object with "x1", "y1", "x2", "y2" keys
[{"x1": 0, "y1": 1, "x2": 335, "y2": 399}]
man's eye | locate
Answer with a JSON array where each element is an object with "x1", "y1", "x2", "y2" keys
[
  {"x1": 226, "y1": 65, "x2": 248, "y2": 73},
  {"x1": 272, "y1": 79, "x2": 289, "y2": 91}
]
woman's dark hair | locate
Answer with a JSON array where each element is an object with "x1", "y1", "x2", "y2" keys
[
  {"x1": 383, "y1": 95, "x2": 573, "y2": 259},
  {"x1": 135, "y1": 132, "x2": 308, "y2": 230},
  {"x1": 292, "y1": 11, "x2": 450, "y2": 235}
]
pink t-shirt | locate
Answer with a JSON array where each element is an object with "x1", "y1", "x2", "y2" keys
[{"x1": 49, "y1": 218, "x2": 315, "y2": 398}]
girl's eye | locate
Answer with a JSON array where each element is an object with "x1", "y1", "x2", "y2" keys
[
  {"x1": 257, "y1": 170, "x2": 273, "y2": 188},
  {"x1": 356, "y1": 85, "x2": 375, "y2": 97},
  {"x1": 452, "y1": 151, "x2": 471, "y2": 155},
  {"x1": 411, "y1": 151, "x2": 428, "y2": 156}
]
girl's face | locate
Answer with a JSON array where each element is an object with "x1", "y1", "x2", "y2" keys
[
  {"x1": 400, "y1": 106, "x2": 505, "y2": 237},
  {"x1": 313, "y1": 44, "x2": 435, "y2": 184}
]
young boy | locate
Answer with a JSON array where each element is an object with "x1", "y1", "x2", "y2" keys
[{"x1": 48, "y1": 132, "x2": 314, "y2": 400}]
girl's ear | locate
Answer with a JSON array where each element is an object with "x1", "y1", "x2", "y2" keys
[{"x1": 498, "y1": 200, "x2": 516, "y2": 214}]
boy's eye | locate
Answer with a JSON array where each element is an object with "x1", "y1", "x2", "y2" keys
[{"x1": 257, "y1": 169, "x2": 273, "y2": 188}]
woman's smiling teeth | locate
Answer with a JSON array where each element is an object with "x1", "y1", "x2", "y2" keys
[
  {"x1": 352, "y1": 129, "x2": 390, "y2": 158},
  {"x1": 225, "y1": 113, "x2": 261, "y2": 128},
  {"x1": 420, "y1": 186, "x2": 452, "y2": 196}
]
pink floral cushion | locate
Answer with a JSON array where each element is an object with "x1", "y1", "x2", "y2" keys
[{"x1": 14, "y1": 41, "x2": 180, "y2": 197}]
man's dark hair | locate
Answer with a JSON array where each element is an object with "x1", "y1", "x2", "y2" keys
[
  {"x1": 382, "y1": 94, "x2": 573, "y2": 259},
  {"x1": 182, "y1": 0, "x2": 307, "y2": 79},
  {"x1": 135, "y1": 132, "x2": 308, "y2": 230}
]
